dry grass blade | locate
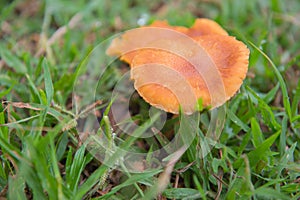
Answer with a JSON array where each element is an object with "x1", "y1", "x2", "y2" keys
[
  {"x1": 144, "y1": 147, "x2": 186, "y2": 199},
  {"x1": 35, "y1": 13, "x2": 82, "y2": 57}
]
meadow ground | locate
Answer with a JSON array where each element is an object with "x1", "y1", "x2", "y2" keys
[{"x1": 0, "y1": 0, "x2": 299, "y2": 199}]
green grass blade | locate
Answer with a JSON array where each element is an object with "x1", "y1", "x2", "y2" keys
[
  {"x1": 227, "y1": 109, "x2": 250, "y2": 132},
  {"x1": 66, "y1": 145, "x2": 86, "y2": 192},
  {"x1": 249, "y1": 41, "x2": 292, "y2": 121},
  {"x1": 97, "y1": 169, "x2": 162, "y2": 200},
  {"x1": 291, "y1": 79, "x2": 300, "y2": 118},
  {"x1": 263, "y1": 83, "x2": 280, "y2": 104},
  {"x1": 163, "y1": 188, "x2": 199, "y2": 199},
  {"x1": 8, "y1": 174, "x2": 27, "y2": 200},
  {"x1": 25, "y1": 74, "x2": 42, "y2": 103},
  {"x1": 0, "y1": 107, "x2": 9, "y2": 141},
  {"x1": 247, "y1": 131, "x2": 280, "y2": 168},
  {"x1": 42, "y1": 58, "x2": 54, "y2": 105},
  {"x1": 75, "y1": 165, "x2": 109, "y2": 200},
  {"x1": 192, "y1": 174, "x2": 207, "y2": 200},
  {"x1": 254, "y1": 187, "x2": 290, "y2": 200},
  {"x1": 271, "y1": 142, "x2": 297, "y2": 178},
  {"x1": 251, "y1": 118, "x2": 264, "y2": 148},
  {"x1": 49, "y1": 136, "x2": 67, "y2": 199},
  {"x1": 0, "y1": 84, "x2": 14, "y2": 99},
  {"x1": 246, "y1": 86, "x2": 281, "y2": 130},
  {"x1": 0, "y1": 134, "x2": 21, "y2": 161},
  {"x1": 19, "y1": 157, "x2": 47, "y2": 199},
  {"x1": 279, "y1": 115, "x2": 288, "y2": 156},
  {"x1": 0, "y1": 44, "x2": 27, "y2": 74},
  {"x1": 238, "y1": 131, "x2": 252, "y2": 156},
  {"x1": 56, "y1": 132, "x2": 69, "y2": 161}
]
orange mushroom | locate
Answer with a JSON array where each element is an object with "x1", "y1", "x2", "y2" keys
[{"x1": 106, "y1": 18, "x2": 249, "y2": 114}]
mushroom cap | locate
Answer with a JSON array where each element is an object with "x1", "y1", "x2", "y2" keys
[
  {"x1": 106, "y1": 18, "x2": 250, "y2": 114},
  {"x1": 186, "y1": 18, "x2": 228, "y2": 37},
  {"x1": 150, "y1": 20, "x2": 189, "y2": 33},
  {"x1": 106, "y1": 18, "x2": 228, "y2": 64},
  {"x1": 130, "y1": 35, "x2": 249, "y2": 114}
]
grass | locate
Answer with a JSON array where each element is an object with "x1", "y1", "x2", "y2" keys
[{"x1": 0, "y1": 0, "x2": 300, "y2": 199}]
